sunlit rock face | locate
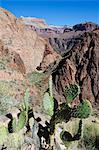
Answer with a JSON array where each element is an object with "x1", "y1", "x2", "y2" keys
[
  {"x1": 0, "y1": 7, "x2": 60, "y2": 74},
  {"x1": 0, "y1": 7, "x2": 61, "y2": 112}
]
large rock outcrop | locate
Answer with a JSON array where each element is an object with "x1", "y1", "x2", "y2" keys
[
  {"x1": 52, "y1": 30, "x2": 99, "y2": 105},
  {"x1": 73, "y1": 22, "x2": 99, "y2": 31},
  {"x1": 0, "y1": 7, "x2": 60, "y2": 74}
]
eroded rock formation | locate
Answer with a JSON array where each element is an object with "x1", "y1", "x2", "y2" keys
[
  {"x1": 52, "y1": 30, "x2": 99, "y2": 105},
  {"x1": 0, "y1": 7, "x2": 60, "y2": 74}
]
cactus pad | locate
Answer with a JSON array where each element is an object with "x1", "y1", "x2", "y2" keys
[
  {"x1": 43, "y1": 92, "x2": 54, "y2": 116},
  {"x1": 15, "y1": 111, "x2": 27, "y2": 132},
  {"x1": 64, "y1": 84, "x2": 80, "y2": 104},
  {"x1": 73, "y1": 100, "x2": 92, "y2": 119}
]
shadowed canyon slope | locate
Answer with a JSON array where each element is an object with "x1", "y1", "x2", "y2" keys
[
  {"x1": 25, "y1": 18, "x2": 99, "y2": 106},
  {"x1": 52, "y1": 31, "x2": 99, "y2": 105}
]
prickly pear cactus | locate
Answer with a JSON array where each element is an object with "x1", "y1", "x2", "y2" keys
[
  {"x1": 13, "y1": 111, "x2": 27, "y2": 132},
  {"x1": 0, "y1": 125, "x2": 8, "y2": 145},
  {"x1": 12, "y1": 89, "x2": 30, "y2": 133},
  {"x1": 72, "y1": 100, "x2": 92, "y2": 119},
  {"x1": 43, "y1": 92, "x2": 54, "y2": 116},
  {"x1": 73, "y1": 119, "x2": 83, "y2": 140},
  {"x1": 60, "y1": 130, "x2": 73, "y2": 149},
  {"x1": 43, "y1": 75, "x2": 54, "y2": 116},
  {"x1": 54, "y1": 104, "x2": 71, "y2": 124},
  {"x1": 64, "y1": 84, "x2": 80, "y2": 104},
  {"x1": 12, "y1": 117, "x2": 17, "y2": 132},
  {"x1": 60, "y1": 120, "x2": 83, "y2": 149}
]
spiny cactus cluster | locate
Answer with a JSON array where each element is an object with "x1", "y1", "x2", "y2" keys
[
  {"x1": 43, "y1": 80, "x2": 93, "y2": 149},
  {"x1": 0, "y1": 75, "x2": 94, "y2": 150},
  {"x1": 42, "y1": 76, "x2": 92, "y2": 127},
  {"x1": 43, "y1": 77, "x2": 81, "y2": 119},
  {"x1": 0, "y1": 88, "x2": 30, "y2": 147},
  {"x1": 57, "y1": 84, "x2": 92, "y2": 149},
  {"x1": 51, "y1": 84, "x2": 92, "y2": 126}
]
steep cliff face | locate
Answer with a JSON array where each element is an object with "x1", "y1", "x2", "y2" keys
[
  {"x1": 52, "y1": 30, "x2": 99, "y2": 105},
  {"x1": 39, "y1": 22, "x2": 99, "y2": 55},
  {"x1": 0, "y1": 7, "x2": 61, "y2": 111},
  {"x1": 0, "y1": 39, "x2": 26, "y2": 75},
  {"x1": 0, "y1": 7, "x2": 60, "y2": 74}
]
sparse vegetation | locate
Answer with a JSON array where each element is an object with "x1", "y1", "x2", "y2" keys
[
  {"x1": 0, "y1": 88, "x2": 31, "y2": 148},
  {"x1": 0, "y1": 81, "x2": 21, "y2": 115},
  {"x1": 27, "y1": 71, "x2": 46, "y2": 86},
  {"x1": 0, "y1": 77, "x2": 98, "y2": 150},
  {"x1": 0, "y1": 57, "x2": 10, "y2": 70}
]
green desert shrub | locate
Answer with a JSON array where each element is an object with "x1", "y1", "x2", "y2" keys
[
  {"x1": 0, "y1": 81, "x2": 20, "y2": 115},
  {"x1": 0, "y1": 60, "x2": 6, "y2": 70},
  {"x1": 0, "y1": 96, "x2": 18, "y2": 115}
]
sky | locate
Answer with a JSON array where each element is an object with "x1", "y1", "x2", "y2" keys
[{"x1": 0, "y1": 0, "x2": 99, "y2": 26}]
